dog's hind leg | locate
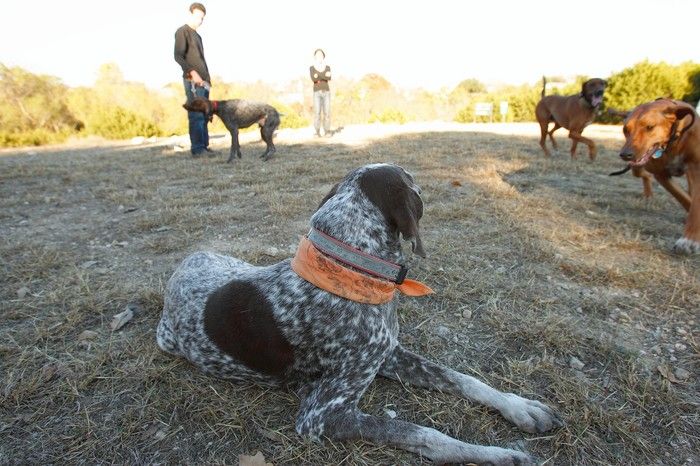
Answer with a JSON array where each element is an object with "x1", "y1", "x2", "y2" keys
[
  {"x1": 296, "y1": 376, "x2": 533, "y2": 465},
  {"x1": 538, "y1": 120, "x2": 551, "y2": 157},
  {"x1": 156, "y1": 313, "x2": 181, "y2": 356},
  {"x1": 259, "y1": 125, "x2": 276, "y2": 161},
  {"x1": 379, "y1": 345, "x2": 563, "y2": 434}
]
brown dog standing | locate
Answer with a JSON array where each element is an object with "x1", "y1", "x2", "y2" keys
[
  {"x1": 536, "y1": 77, "x2": 607, "y2": 159},
  {"x1": 619, "y1": 98, "x2": 699, "y2": 254}
]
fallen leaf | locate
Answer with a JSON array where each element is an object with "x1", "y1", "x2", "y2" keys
[
  {"x1": 256, "y1": 426, "x2": 285, "y2": 443},
  {"x1": 239, "y1": 451, "x2": 273, "y2": 466},
  {"x1": 450, "y1": 180, "x2": 463, "y2": 187},
  {"x1": 110, "y1": 308, "x2": 134, "y2": 331},
  {"x1": 78, "y1": 330, "x2": 99, "y2": 341},
  {"x1": 657, "y1": 365, "x2": 680, "y2": 383},
  {"x1": 41, "y1": 363, "x2": 59, "y2": 382},
  {"x1": 16, "y1": 287, "x2": 30, "y2": 299}
]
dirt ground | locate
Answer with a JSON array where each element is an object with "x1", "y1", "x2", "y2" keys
[{"x1": 1, "y1": 122, "x2": 698, "y2": 465}]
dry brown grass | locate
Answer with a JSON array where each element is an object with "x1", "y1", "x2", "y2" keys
[{"x1": 1, "y1": 124, "x2": 698, "y2": 465}]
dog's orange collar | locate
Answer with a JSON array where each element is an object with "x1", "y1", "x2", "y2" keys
[{"x1": 291, "y1": 235, "x2": 433, "y2": 305}]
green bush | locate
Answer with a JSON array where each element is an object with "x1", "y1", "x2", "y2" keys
[
  {"x1": 601, "y1": 60, "x2": 700, "y2": 122},
  {"x1": 87, "y1": 106, "x2": 162, "y2": 139},
  {"x1": 453, "y1": 84, "x2": 540, "y2": 123},
  {"x1": 0, "y1": 129, "x2": 72, "y2": 147},
  {"x1": 273, "y1": 102, "x2": 309, "y2": 129},
  {"x1": 369, "y1": 108, "x2": 407, "y2": 124},
  {"x1": 0, "y1": 63, "x2": 82, "y2": 147}
]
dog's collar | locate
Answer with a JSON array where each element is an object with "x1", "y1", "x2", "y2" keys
[
  {"x1": 579, "y1": 93, "x2": 594, "y2": 109},
  {"x1": 308, "y1": 228, "x2": 408, "y2": 283},
  {"x1": 211, "y1": 100, "x2": 218, "y2": 112},
  {"x1": 291, "y1": 230, "x2": 433, "y2": 304}
]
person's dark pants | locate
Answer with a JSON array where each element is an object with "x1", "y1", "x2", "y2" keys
[
  {"x1": 313, "y1": 90, "x2": 331, "y2": 135},
  {"x1": 183, "y1": 79, "x2": 209, "y2": 155}
]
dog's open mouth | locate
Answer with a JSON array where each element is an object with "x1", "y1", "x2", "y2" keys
[
  {"x1": 590, "y1": 95, "x2": 603, "y2": 107},
  {"x1": 628, "y1": 144, "x2": 660, "y2": 167}
]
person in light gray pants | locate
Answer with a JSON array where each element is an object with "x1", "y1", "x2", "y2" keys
[{"x1": 310, "y1": 49, "x2": 331, "y2": 137}]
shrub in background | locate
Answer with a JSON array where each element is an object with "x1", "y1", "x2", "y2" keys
[
  {"x1": 369, "y1": 108, "x2": 407, "y2": 124},
  {"x1": 3, "y1": 60, "x2": 700, "y2": 147}
]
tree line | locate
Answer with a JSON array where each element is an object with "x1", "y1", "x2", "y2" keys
[{"x1": 1, "y1": 60, "x2": 698, "y2": 147}]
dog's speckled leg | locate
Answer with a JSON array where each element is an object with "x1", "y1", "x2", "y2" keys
[{"x1": 379, "y1": 345, "x2": 564, "y2": 433}]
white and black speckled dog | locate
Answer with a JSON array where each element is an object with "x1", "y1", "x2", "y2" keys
[
  {"x1": 156, "y1": 163, "x2": 563, "y2": 465},
  {"x1": 183, "y1": 96, "x2": 280, "y2": 162}
]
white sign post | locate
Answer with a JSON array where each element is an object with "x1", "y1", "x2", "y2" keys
[{"x1": 500, "y1": 101, "x2": 508, "y2": 123}]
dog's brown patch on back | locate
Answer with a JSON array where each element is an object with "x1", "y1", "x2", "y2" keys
[{"x1": 203, "y1": 280, "x2": 294, "y2": 378}]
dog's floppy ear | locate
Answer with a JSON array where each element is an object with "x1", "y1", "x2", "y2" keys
[
  {"x1": 183, "y1": 97, "x2": 207, "y2": 114},
  {"x1": 664, "y1": 103, "x2": 696, "y2": 140},
  {"x1": 317, "y1": 183, "x2": 339, "y2": 210},
  {"x1": 393, "y1": 186, "x2": 425, "y2": 258},
  {"x1": 359, "y1": 166, "x2": 426, "y2": 257}
]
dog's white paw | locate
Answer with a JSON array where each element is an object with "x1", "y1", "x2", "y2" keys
[
  {"x1": 431, "y1": 445, "x2": 534, "y2": 466},
  {"x1": 479, "y1": 446, "x2": 535, "y2": 466},
  {"x1": 499, "y1": 393, "x2": 564, "y2": 434},
  {"x1": 673, "y1": 237, "x2": 700, "y2": 255}
]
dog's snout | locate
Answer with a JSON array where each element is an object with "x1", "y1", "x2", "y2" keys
[
  {"x1": 594, "y1": 90, "x2": 604, "y2": 98},
  {"x1": 619, "y1": 150, "x2": 633, "y2": 161}
]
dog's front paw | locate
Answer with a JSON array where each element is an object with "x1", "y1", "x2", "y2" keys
[
  {"x1": 430, "y1": 445, "x2": 534, "y2": 466},
  {"x1": 673, "y1": 237, "x2": 700, "y2": 255},
  {"x1": 499, "y1": 394, "x2": 564, "y2": 434},
  {"x1": 486, "y1": 447, "x2": 535, "y2": 466}
]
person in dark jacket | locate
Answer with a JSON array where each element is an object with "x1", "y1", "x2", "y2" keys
[
  {"x1": 174, "y1": 3, "x2": 211, "y2": 156},
  {"x1": 310, "y1": 49, "x2": 332, "y2": 137}
]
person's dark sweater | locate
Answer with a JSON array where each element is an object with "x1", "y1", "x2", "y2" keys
[
  {"x1": 309, "y1": 65, "x2": 331, "y2": 92},
  {"x1": 174, "y1": 24, "x2": 210, "y2": 83}
]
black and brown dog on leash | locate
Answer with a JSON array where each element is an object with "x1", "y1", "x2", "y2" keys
[{"x1": 183, "y1": 97, "x2": 281, "y2": 162}]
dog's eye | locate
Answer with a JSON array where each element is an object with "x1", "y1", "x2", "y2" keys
[{"x1": 646, "y1": 125, "x2": 654, "y2": 131}]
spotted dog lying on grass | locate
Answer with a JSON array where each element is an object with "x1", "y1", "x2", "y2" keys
[{"x1": 157, "y1": 163, "x2": 563, "y2": 465}]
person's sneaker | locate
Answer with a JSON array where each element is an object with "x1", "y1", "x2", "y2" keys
[{"x1": 204, "y1": 147, "x2": 216, "y2": 157}]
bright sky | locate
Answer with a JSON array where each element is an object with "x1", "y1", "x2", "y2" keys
[{"x1": 2, "y1": 0, "x2": 699, "y2": 91}]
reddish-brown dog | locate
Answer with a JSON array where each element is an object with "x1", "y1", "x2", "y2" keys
[
  {"x1": 536, "y1": 77, "x2": 607, "y2": 159},
  {"x1": 619, "y1": 98, "x2": 699, "y2": 254}
]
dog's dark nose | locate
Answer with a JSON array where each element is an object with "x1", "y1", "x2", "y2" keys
[{"x1": 619, "y1": 150, "x2": 633, "y2": 161}]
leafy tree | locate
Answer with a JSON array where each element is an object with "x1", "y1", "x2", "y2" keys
[
  {"x1": 601, "y1": 61, "x2": 700, "y2": 122},
  {"x1": 0, "y1": 64, "x2": 81, "y2": 134},
  {"x1": 449, "y1": 78, "x2": 486, "y2": 106}
]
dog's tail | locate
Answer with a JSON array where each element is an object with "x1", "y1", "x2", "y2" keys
[
  {"x1": 541, "y1": 76, "x2": 547, "y2": 99},
  {"x1": 609, "y1": 165, "x2": 631, "y2": 176}
]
